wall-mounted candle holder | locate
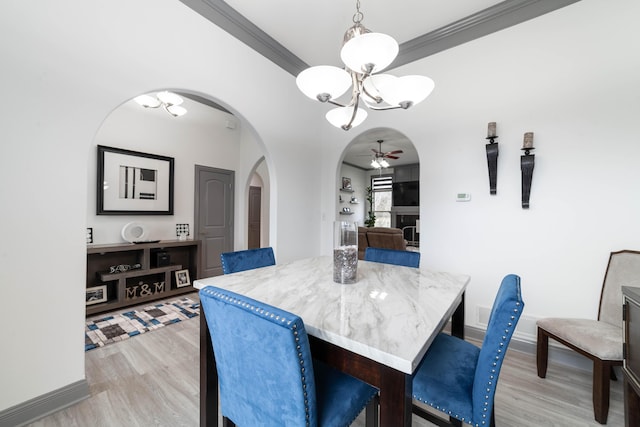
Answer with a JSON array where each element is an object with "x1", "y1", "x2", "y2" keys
[
  {"x1": 485, "y1": 122, "x2": 499, "y2": 195},
  {"x1": 520, "y1": 132, "x2": 535, "y2": 209}
]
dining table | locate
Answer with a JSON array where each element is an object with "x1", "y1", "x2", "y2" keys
[{"x1": 194, "y1": 255, "x2": 470, "y2": 427}]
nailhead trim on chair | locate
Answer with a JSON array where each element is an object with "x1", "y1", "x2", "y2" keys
[
  {"x1": 413, "y1": 302, "x2": 521, "y2": 427},
  {"x1": 204, "y1": 288, "x2": 311, "y2": 426}
]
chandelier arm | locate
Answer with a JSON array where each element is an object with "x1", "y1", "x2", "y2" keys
[
  {"x1": 327, "y1": 99, "x2": 348, "y2": 108},
  {"x1": 342, "y1": 93, "x2": 361, "y2": 131},
  {"x1": 367, "y1": 104, "x2": 404, "y2": 111}
]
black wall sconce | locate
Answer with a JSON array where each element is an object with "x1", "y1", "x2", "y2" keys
[
  {"x1": 485, "y1": 122, "x2": 499, "y2": 195},
  {"x1": 520, "y1": 132, "x2": 535, "y2": 209}
]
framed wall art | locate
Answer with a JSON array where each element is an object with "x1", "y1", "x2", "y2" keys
[{"x1": 97, "y1": 145, "x2": 174, "y2": 215}]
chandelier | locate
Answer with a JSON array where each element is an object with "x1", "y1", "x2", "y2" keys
[
  {"x1": 296, "y1": 0, "x2": 434, "y2": 131},
  {"x1": 133, "y1": 91, "x2": 187, "y2": 117}
]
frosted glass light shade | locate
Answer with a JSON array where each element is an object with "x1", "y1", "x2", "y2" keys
[
  {"x1": 166, "y1": 105, "x2": 187, "y2": 117},
  {"x1": 157, "y1": 91, "x2": 183, "y2": 106},
  {"x1": 362, "y1": 74, "x2": 397, "y2": 106},
  {"x1": 134, "y1": 94, "x2": 161, "y2": 108},
  {"x1": 296, "y1": 66, "x2": 352, "y2": 101},
  {"x1": 326, "y1": 106, "x2": 368, "y2": 129},
  {"x1": 340, "y1": 33, "x2": 398, "y2": 74},
  {"x1": 378, "y1": 75, "x2": 435, "y2": 107}
]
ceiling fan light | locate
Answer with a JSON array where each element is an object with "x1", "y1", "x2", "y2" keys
[
  {"x1": 157, "y1": 91, "x2": 183, "y2": 106},
  {"x1": 381, "y1": 75, "x2": 435, "y2": 107},
  {"x1": 134, "y1": 94, "x2": 161, "y2": 108},
  {"x1": 371, "y1": 158, "x2": 380, "y2": 168},
  {"x1": 325, "y1": 106, "x2": 368, "y2": 129},
  {"x1": 296, "y1": 66, "x2": 352, "y2": 101},
  {"x1": 340, "y1": 32, "x2": 398, "y2": 74},
  {"x1": 379, "y1": 158, "x2": 389, "y2": 168},
  {"x1": 166, "y1": 105, "x2": 187, "y2": 117}
]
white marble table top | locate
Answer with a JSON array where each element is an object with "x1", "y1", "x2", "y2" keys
[{"x1": 194, "y1": 256, "x2": 469, "y2": 374}]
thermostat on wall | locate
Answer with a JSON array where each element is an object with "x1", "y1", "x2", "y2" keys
[{"x1": 456, "y1": 193, "x2": 471, "y2": 202}]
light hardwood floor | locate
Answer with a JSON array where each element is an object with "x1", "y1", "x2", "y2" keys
[{"x1": 29, "y1": 293, "x2": 624, "y2": 427}]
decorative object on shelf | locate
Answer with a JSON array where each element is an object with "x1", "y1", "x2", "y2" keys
[
  {"x1": 342, "y1": 207, "x2": 351, "y2": 213},
  {"x1": 485, "y1": 122, "x2": 499, "y2": 195},
  {"x1": 341, "y1": 177, "x2": 353, "y2": 190},
  {"x1": 133, "y1": 91, "x2": 187, "y2": 117},
  {"x1": 86, "y1": 285, "x2": 107, "y2": 306},
  {"x1": 155, "y1": 251, "x2": 170, "y2": 267},
  {"x1": 295, "y1": 0, "x2": 434, "y2": 130},
  {"x1": 85, "y1": 297, "x2": 199, "y2": 351},
  {"x1": 350, "y1": 196, "x2": 358, "y2": 203},
  {"x1": 126, "y1": 280, "x2": 165, "y2": 299},
  {"x1": 86, "y1": 227, "x2": 93, "y2": 244},
  {"x1": 97, "y1": 145, "x2": 175, "y2": 215},
  {"x1": 175, "y1": 269, "x2": 191, "y2": 288},
  {"x1": 121, "y1": 221, "x2": 148, "y2": 243},
  {"x1": 176, "y1": 223, "x2": 190, "y2": 239},
  {"x1": 521, "y1": 132, "x2": 535, "y2": 209},
  {"x1": 364, "y1": 186, "x2": 376, "y2": 227},
  {"x1": 333, "y1": 221, "x2": 358, "y2": 284},
  {"x1": 109, "y1": 263, "x2": 142, "y2": 274}
]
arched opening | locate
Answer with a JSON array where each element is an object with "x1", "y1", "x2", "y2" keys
[
  {"x1": 88, "y1": 89, "x2": 273, "y2": 307},
  {"x1": 338, "y1": 127, "x2": 420, "y2": 249}
]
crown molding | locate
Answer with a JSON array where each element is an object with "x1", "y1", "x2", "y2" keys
[
  {"x1": 180, "y1": 0, "x2": 582, "y2": 76},
  {"x1": 392, "y1": 0, "x2": 582, "y2": 69}
]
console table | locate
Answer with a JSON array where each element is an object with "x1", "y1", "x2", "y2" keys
[
  {"x1": 86, "y1": 240, "x2": 200, "y2": 316},
  {"x1": 623, "y1": 286, "x2": 640, "y2": 426}
]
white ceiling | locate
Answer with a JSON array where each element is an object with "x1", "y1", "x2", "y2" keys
[{"x1": 179, "y1": 0, "x2": 580, "y2": 170}]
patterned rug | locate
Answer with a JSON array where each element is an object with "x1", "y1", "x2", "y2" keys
[{"x1": 85, "y1": 297, "x2": 200, "y2": 351}]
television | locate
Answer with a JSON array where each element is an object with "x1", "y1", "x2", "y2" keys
[{"x1": 392, "y1": 180, "x2": 419, "y2": 206}]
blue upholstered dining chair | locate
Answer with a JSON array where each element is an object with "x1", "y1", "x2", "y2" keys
[
  {"x1": 412, "y1": 274, "x2": 524, "y2": 427},
  {"x1": 220, "y1": 247, "x2": 275, "y2": 274},
  {"x1": 364, "y1": 247, "x2": 421, "y2": 268},
  {"x1": 199, "y1": 286, "x2": 378, "y2": 427}
]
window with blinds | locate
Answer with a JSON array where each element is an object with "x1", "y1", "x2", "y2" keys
[{"x1": 371, "y1": 175, "x2": 393, "y2": 227}]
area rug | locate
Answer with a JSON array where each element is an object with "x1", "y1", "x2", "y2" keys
[{"x1": 85, "y1": 297, "x2": 200, "y2": 351}]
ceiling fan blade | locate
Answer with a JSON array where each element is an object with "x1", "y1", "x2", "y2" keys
[
  {"x1": 371, "y1": 148, "x2": 380, "y2": 154},
  {"x1": 385, "y1": 155, "x2": 400, "y2": 159},
  {"x1": 386, "y1": 150, "x2": 403, "y2": 155}
]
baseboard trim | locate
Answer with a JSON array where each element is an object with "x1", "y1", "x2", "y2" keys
[
  {"x1": 465, "y1": 325, "x2": 593, "y2": 372},
  {"x1": 0, "y1": 379, "x2": 89, "y2": 427}
]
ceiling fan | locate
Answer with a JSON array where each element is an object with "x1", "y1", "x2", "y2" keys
[
  {"x1": 372, "y1": 139, "x2": 403, "y2": 160},
  {"x1": 370, "y1": 139, "x2": 402, "y2": 169}
]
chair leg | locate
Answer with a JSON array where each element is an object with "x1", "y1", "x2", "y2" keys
[
  {"x1": 222, "y1": 416, "x2": 236, "y2": 427},
  {"x1": 536, "y1": 327, "x2": 549, "y2": 378},
  {"x1": 365, "y1": 395, "x2": 379, "y2": 427},
  {"x1": 593, "y1": 359, "x2": 610, "y2": 424}
]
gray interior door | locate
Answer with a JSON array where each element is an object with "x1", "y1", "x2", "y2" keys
[{"x1": 195, "y1": 165, "x2": 234, "y2": 278}]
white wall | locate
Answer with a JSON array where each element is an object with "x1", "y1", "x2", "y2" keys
[
  {"x1": 338, "y1": 164, "x2": 367, "y2": 225},
  {"x1": 0, "y1": 0, "x2": 324, "y2": 412},
  {"x1": 320, "y1": 0, "x2": 640, "y2": 340}
]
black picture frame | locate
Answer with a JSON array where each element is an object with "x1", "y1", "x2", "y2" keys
[{"x1": 97, "y1": 145, "x2": 174, "y2": 215}]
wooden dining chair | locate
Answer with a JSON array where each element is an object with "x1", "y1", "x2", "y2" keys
[
  {"x1": 412, "y1": 274, "x2": 524, "y2": 427},
  {"x1": 364, "y1": 247, "x2": 421, "y2": 268},
  {"x1": 220, "y1": 247, "x2": 275, "y2": 274},
  {"x1": 199, "y1": 286, "x2": 378, "y2": 427},
  {"x1": 536, "y1": 249, "x2": 640, "y2": 424}
]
